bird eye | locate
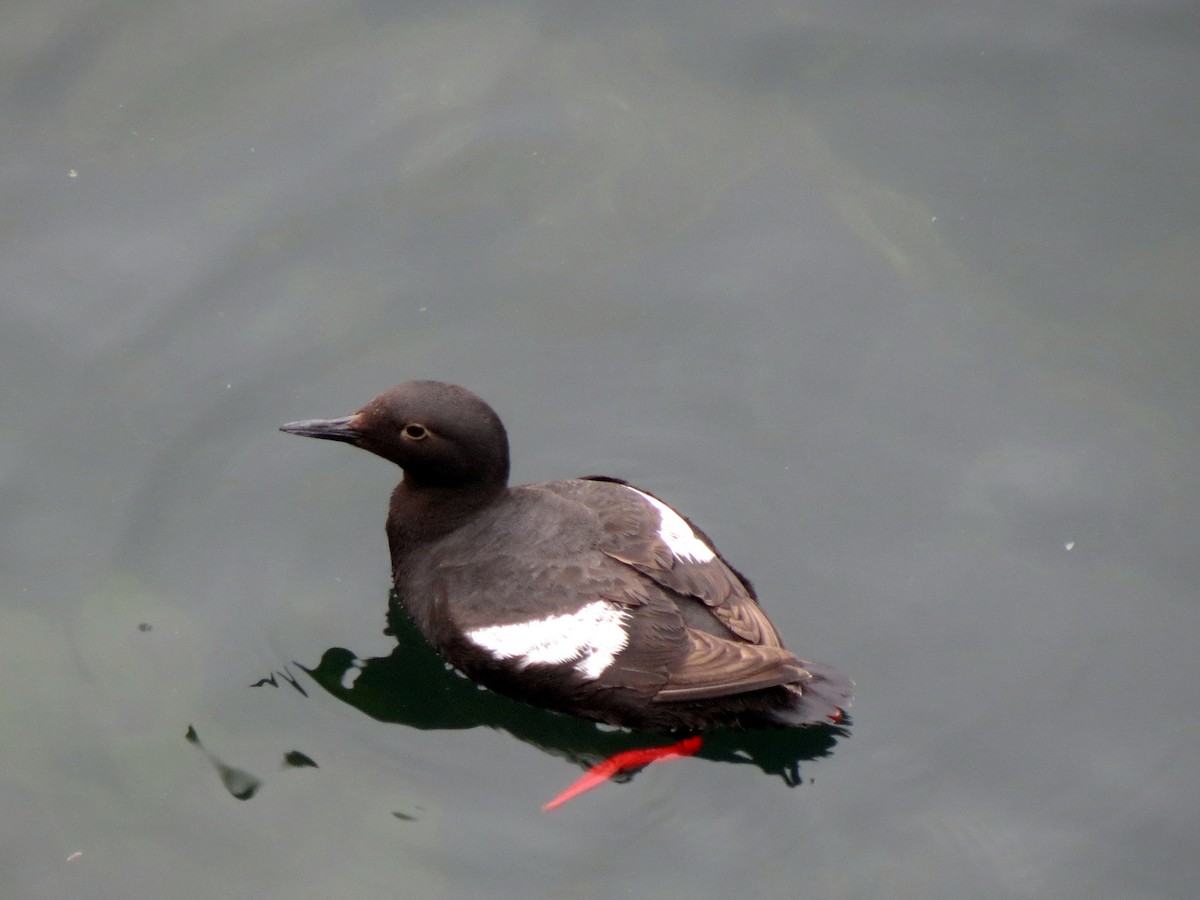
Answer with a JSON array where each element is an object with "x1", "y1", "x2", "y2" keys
[{"x1": 403, "y1": 423, "x2": 429, "y2": 440}]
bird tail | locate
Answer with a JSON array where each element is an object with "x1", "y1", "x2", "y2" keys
[{"x1": 770, "y1": 660, "x2": 854, "y2": 726}]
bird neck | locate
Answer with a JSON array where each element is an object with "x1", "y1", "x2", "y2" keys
[{"x1": 386, "y1": 478, "x2": 505, "y2": 559}]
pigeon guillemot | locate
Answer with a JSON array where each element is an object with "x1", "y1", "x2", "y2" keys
[{"x1": 281, "y1": 381, "x2": 851, "y2": 731}]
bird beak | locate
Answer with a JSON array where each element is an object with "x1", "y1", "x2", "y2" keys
[{"x1": 279, "y1": 415, "x2": 361, "y2": 444}]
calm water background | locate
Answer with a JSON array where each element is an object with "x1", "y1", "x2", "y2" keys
[{"x1": 4, "y1": 1, "x2": 1198, "y2": 897}]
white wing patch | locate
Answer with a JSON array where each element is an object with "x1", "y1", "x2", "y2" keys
[
  {"x1": 626, "y1": 486, "x2": 716, "y2": 563},
  {"x1": 465, "y1": 600, "x2": 630, "y2": 680}
]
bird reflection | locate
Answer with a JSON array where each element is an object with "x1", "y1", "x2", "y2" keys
[{"x1": 267, "y1": 591, "x2": 850, "y2": 793}]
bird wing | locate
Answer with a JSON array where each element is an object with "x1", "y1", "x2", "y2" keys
[
  {"x1": 652, "y1": 629, "x2": 809, "y2": 701},
  {"x1": 407, "y1": 479, "x2": 808, "y2": 712},
  {"x1": 571, "y1": 476, "x2": 787, "y2": 649}
]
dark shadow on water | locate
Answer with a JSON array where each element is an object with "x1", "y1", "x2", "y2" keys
[
  {"x1": 185, "y1": 724, "x2": 319, "y2": 801},
  {"x1": 269, "y1": 591, "x2": 851, "y2": 789}
]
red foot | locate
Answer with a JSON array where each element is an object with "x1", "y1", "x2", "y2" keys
[{"x1": 542, "y1": 735, "x2": 703, "y2": 811}]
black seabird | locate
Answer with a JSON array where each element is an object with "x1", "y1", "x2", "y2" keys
[{"x1": 281, "y1": 380, "x2": 851, "y2": 731}]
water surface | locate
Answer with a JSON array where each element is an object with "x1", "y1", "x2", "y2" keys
[{"x1": 3, "y1": 1, "x2": 1198, "y2": 897}]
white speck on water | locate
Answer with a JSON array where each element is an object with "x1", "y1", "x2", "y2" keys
[{"x1": 1064, "y1": 541, "x2": 1075, "y2": 551}]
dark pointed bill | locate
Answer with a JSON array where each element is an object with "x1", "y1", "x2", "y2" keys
[{"x1": 279, "y1": 415, "x2": 361, "y2": 444}]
